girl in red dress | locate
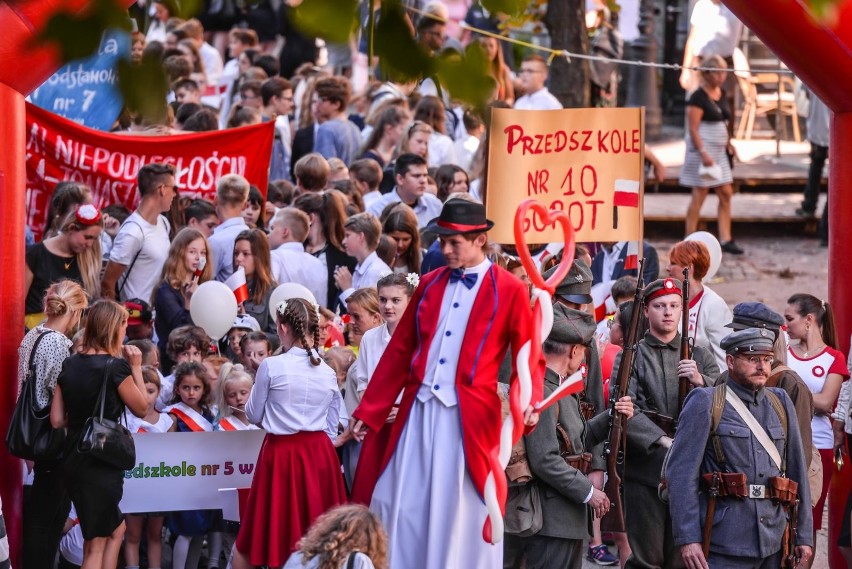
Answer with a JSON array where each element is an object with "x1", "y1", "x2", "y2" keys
[{"x1": 232, "y1": 297, "x2": 347, "y2": 568}]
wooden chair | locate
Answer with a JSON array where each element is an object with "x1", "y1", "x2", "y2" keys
[{"x1": 736, "y1": 72, "x2": 801, "y2": 141}]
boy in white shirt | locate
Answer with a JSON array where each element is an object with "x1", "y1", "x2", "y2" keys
[
  {"x1": 334, "y1": 213, "x2": 391, "y2": 304},
  {"x1": 268, "y1": 208, "x2": 328, "y2": 307},
  {"x1": 208, "y1": 174, "x2": 250, "y2": 282},
  {"x1": 101, "y1": 163, "x2": 176, "y2": 302}
]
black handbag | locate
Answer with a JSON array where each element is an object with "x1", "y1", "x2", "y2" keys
[
  {"x1": 5, "y1": 331, "x2": 66, "y2": 461},
  {"x1": 77, "y1": 358, "x2": 136, "y2": 470}
]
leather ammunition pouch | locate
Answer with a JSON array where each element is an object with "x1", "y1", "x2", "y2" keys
[
  {"x1": 563, "y1": 452, "x2": 593, "y2": 474},
  {"x1": 701, "y1": 472, "x2": 748, "y2": 498},
  {"x1": 767, "y1": 476, "x2": 798, "y2": 506}
]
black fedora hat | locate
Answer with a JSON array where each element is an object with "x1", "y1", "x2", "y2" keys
[{"x1": 425, "y1": 199, "x2": 495, "y2": 236}]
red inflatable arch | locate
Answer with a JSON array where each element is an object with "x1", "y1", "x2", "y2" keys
[
  {"x1": 1, "y1": 0, "x2": 851, "y2": 566},
  {"x1": 0, "y1": 1, "x2": 131, "y2": 565}
]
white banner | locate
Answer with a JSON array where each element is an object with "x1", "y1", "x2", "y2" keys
[{"x1": 119, "y1": 430, "x2": 265, "y2": 513}]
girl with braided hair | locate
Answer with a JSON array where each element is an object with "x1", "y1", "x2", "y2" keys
[{"x1": 233, "y1": 297, "x2": 347, "y2": 569}]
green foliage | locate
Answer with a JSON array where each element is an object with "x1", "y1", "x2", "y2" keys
[
  {"x1": 434, "y1": 43, "x2": 495, "y2": 106},
  {"x1": 36, "y1": 0, "x2": 130, "y2": 60},
  {"x1": 480, "y1": 0, "x2": 527, "y2": 18},
  {"x1": 292, "y1": 0, "x2": 360, "y2": 44},
  {"x1": 117, "y1": 53, "x2": 169, "y2": 123},
  {"x1": 372, "y1": 1, "x2": 434, "y2": 81}
]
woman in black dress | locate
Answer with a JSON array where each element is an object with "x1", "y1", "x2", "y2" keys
[{"x1": 50, "y1": 300, "x2": 148, "y2": 569}]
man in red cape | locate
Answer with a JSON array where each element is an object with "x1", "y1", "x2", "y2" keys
[{"x1": 351, "y1": 199, "x2": 544, "y2": 569}]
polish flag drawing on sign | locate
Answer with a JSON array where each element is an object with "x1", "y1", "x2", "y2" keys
[
  {"x1": 225, "y1": 267, "x2": 249, "y2": 305},
  {"x1": 613, "y1": 179, "x2": 640, "y2": 207}
]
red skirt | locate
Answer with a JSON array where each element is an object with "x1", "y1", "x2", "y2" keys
[{"x1": 235, "y1": 431, "x2": 347, "y2": 566}]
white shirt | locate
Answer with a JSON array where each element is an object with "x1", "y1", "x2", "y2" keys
[
  {"x1": 428, "y1": 132, "x2": 458, "y2": 168},
  {"x1": 362, "y1": 190, "x2": 381, "y2": 209},
  {"x1": 109, "y1": 211, "x2": 171, "y2": 302},
  {"x1": 601, "y1": 241, "x2": 626, "y2": 283},
  {"x1": 367, "y1": 189, "x2": 444, "y2": 229},
  {"x1": 200, "y1": 42, "x2": 224, "y2": 86},
  {"x1": 59, "y1": 504, "x2": 84, "y2": 566},
  {"x1": 687, "y1": 285, "x2": 732, "y2": 371},
  {"x1": 454, "y1": 133, "x2": 481, "y2": 172},
  {"x1": 419, "y1": 259, "x2": 492, "y2": 407},
  {"x1": 246, "y1": 349, "x2": 341, "y2": 440},
  {"x1": 339, "y1": 251, "x2": 392, "y2": 304},
  {"x1": 789, "y1": 346, "x2": 847, "y2": 449},
  {"x1": 514, "y1": 87, "x2": 563, "y2": 111},
  {"x1": 128, "y1": 412, "x2": 174, "y2": 433},
  {"x1": 209, "y1": 216, "x2": 250, "y2": 282},
  {"x1": 355, "y1": 323, "x2": 391, "y2": 387},
  {"x1": 689, "y1": 0, "x2": 743, "y2": 59},
  {"x1": 157, "y1": 373, "x2": 176, "y2": 410},
  {"x1": 272, "y1": 242, "x2": 329, "y2": 308}
]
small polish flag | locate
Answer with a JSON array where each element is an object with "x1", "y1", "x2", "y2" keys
[
  {"x1": 534, "y1": 370, "x2": 585, "y2": 411},
  {"x1": 591, "y1": 281, "x2": 617, "y2": 323},
  {"x1": 613, "y1": 179, "x2": 640, "y2": 207},
  {"x1": 624, "y1": 241, "x2": 639, "y2": 271},
  {"x1": 225, "y1": 266, "x2": 249, "y2": 305}
]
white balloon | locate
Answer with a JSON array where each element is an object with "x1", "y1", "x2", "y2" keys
[
  {"x1": 190, "y1": 281, "x2": 239, "y2": 339},
  {"x1": 685, "y1": 231, "x2": 723, "y2": 281},
  {"x1": 268, "y1": 283, "x2": 318, "y2": 320}
]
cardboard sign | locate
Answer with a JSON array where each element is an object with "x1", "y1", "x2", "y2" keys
[
  {"x1": 30, "y1": 29, "x2": 129, "y2": 131},
  {"x1": 119, "y1": 430, "x2": 265, "y2": 513},
  {"x1": 486, "y1": 107, "x2": 645, "y2": 244},
  {"x1": 25, "y1": 102, "x2": 275, "y2": 240}
]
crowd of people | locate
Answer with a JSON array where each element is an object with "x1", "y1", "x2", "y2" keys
[{"x1": 8, "y1": 1, "x2": 850, "y2": 569}]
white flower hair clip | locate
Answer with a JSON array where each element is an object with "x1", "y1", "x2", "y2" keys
[
  {"x1": 276, "y1": 300, "x2": 288, "y2": 316},
  {"x1": 405, "y1": 273, "x2": 420, "y2": 289}
]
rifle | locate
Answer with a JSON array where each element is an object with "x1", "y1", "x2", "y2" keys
[
  {"x1": 600, "y1": 258, "x2": 645, "y2": 532},
  {"x1": 677, "y1": 267, "x2": 693, "y2": 416}
]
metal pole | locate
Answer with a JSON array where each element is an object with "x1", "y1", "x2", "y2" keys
[{"x1": 626, "y1": 0, "x2": 662, "y2": 140}]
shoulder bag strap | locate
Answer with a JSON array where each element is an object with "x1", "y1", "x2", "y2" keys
[
  {"x1": 346, "y1": 552, "x2": 358, "y2": 569},
  {"x1": 724, "y1": 388, "x2": 783, "y2": 471},
  {"x1": 26, "y1": 330, "x2": 52, "y2": 381},
  {"x1": 90, "y1": 357, "x2": 114, "y2": 421},
  {"x1": 117, "y1": 220, "x2": 144, "y2": 296}
]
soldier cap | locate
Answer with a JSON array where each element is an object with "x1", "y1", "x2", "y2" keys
[
  {"x1": 726, "y1": 302, "x2": 784, "y2": 339},
  {"x1": 549, "y1": 304, "x2": 596, "y2": 346},
  {"x1": 545, "y1": 260, "x2": 593, "y2": 305},
  {"x1": 720, "y1": 328, "x2": 775, "y2": 355},
  {"x1": 643, "y1": 278, "x2": 682, "y2": 304}
]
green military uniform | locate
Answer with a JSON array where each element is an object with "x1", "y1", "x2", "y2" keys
[
  {"x1": 615, "y1": 278, "x2": 720, "y2": 569},
  {"x1": 544, "y1": 261, "x2": 607, "y2": 470},
  {"x1": 505, "y1": 305, "x2": 612, "y2": 569}
]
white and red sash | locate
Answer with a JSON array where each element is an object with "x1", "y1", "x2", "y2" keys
[
  {"x1": 164, "y1": 402, "x2": 214, "y2": 432},
  {"x1": 217, "y1": 415, "x2": 253, "y2": 431}
]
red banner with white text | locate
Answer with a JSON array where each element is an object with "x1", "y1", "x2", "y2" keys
[{"x1": 25, "y1": 102, "x2": 274, "y2": 239}]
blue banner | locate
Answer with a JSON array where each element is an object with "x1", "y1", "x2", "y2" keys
[{"x1": 30, "y1": 29, "x2": 130, "y2": 131}]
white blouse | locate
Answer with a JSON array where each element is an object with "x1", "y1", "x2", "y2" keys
[{"x1": 246, "y1": 349, "x2": 341, "y2": 441}]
